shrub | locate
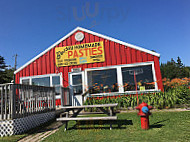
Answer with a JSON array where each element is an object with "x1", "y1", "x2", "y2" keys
[{"x1": 84, "y1": 86, "x2": 190, "y2": 110}]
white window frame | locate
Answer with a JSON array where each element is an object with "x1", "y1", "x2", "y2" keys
[
  {"x1": 68, "y1": 71, "x2": 85, "y2": 106},
  {"x1": 68, "y1": 71, "x2": 85, "y2": 95},
  {"x1": 84, "y1": 61, "x2": 159, "y2": 96},
  {"x1": 20, "y1": 73, "x2": 63, "y2": 87},
  {"x1": 20, "y1": 73, "x2": 63, "y2": 99}
]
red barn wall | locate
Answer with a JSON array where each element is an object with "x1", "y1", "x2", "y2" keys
[{"x1": 15, "y1": 30, "x2": 163, "y2": 92}]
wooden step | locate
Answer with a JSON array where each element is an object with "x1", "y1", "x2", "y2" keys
[{"x1": 57, "y1": 116, "x2": 117, "y2": 121}]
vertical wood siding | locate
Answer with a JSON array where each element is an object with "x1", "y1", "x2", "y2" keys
[{"x1": 15, "y1": 30, "x2": 163, "y2": 103}]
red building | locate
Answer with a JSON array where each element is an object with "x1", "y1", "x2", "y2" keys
[{"x1": 14, "y1": 27, "x2": 163, "y2": 106}]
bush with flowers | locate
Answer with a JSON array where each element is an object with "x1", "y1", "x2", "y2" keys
[{"x1": 84, "y1": 78, "x2": 190, "y2": 110}]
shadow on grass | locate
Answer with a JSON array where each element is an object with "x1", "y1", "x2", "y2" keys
[
  {"x1": 149, "y1": 119, "x2": 169, "y2": 129},
  {"x1": 68, "y1": 119, "x2": 133, "y2": 130},
  {"x1": 24, "y1": 118, "x2": 62, "y2": 134}
]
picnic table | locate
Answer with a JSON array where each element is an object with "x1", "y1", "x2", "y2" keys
[{"x1": 57, "y1": 103, "x2": 118, "y2": 131}]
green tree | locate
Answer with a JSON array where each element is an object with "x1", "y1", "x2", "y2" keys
[
  {"x1": 0, "y1": 55, "x2": 14, "y2": 84},
  {"x1": 161, "y1": 57, "x2": 190, "y2": 80},
  {"x1": 176, "y1": 56, "x2": 183, "y2": 68},
  {"x1": 0, "y1": 55, "x2": 8, "y2": 84},
  {"x1": 4, "y1": 68, "x2": 14, "y2": 83},
  {"x1": 161, "y1": 59, "x2": 177, "y2": 79}
]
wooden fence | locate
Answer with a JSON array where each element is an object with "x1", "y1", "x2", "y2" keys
[{"x1": 0, "y1": 83, "x2": 56, "y2": 120}]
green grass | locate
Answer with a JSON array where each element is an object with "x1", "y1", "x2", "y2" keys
[
  {"x1": 43, "y1": 111, "x2": 190, "y2": 142},
  {"x1": 0, "y1": 134, "x2": 27, "y2": 142},
  {"x1": 0, "y1": 111, "x2": 189, "y2": 142}
]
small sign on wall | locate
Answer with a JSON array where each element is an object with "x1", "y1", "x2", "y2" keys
[
  {"x1": 55, "y1": 41, "x2": 105, "y2": 67},
  {"x1": 71, "y1": 68, "x2": 81, "y2": 72}
]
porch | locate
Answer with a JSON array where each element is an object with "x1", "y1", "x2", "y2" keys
[{"x1": 0, "y1": 83, "x2": 69, "y2": 137}]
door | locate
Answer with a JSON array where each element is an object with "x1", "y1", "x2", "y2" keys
[{"x1": 69, "y1": 72, "x2": 84, "y2": 106}]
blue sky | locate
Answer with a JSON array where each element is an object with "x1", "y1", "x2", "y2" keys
[{"x1": 0, "y1": 0, "x2": 189, "y2": 68}]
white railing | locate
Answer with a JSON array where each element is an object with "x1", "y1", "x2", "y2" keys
[{"x1": 0, "y1": 83, "x2": 56, "y2": 120}]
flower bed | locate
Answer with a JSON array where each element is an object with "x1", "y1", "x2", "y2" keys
[{"x1": 84, "y1": 79, "x2": 190, "y2": 110}]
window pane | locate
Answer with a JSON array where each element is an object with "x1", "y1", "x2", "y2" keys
[
  {"x1": 32, "y1": 77, "x2": 50, "y2": 86},
  {"x1": 72, "y1": 75, "x2": 82, "y2": 85},
  {"x1": 122, "y1": 65, "x2": 155, "y2": 91},
  {"x1": 73, "y1": 85, "x2": 83, "y2": 95},
  {"x1": 72, "y1": 74, "x2": 82, "y2": 95},
  {"x1": 22, "y1": 79, "x2": 29, "y2": 85},
  {"x1": 55, "y1": 86, "x2": 61, "y2": 95},
  {"x1": 52, "y1": 76, "x2": 60, "y2": 86},
  {"x1": 87, "y1": 69, "x2": 118, "y2": 94}
]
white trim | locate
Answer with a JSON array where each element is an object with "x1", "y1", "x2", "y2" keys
[
  {"x1": 117, "y1": 67, "x2": 124, "y2": 93},
  {"x1": 79, "y1": 27, "x2": 160, "y2": 57},
  {"x1": 20, "y1": 73, "x2": 62, "y2": 87},
  {"x1": 84, "y1": 62, "x2": 158, "y2": 95},
  {"x1": 69, "y1": 71, "x2": 85, "y2": 106},
  {"x1": 14, "y1": 27, "x2": 160, "y2": 74},
  {"x1": 14, "y1": 27, "x2": 79, "y2": 74},
  {"x1": 85, "y1": 61, "x2": 155, "y2": 71},
  {"x1": 88, "y1": 89, "x2": 161, "y2": 97},
  {"x1": 50, "y1": 75, "x2": 53, "y2": 87},
  {"x1": 151, "y1": 62, "x2": 158, "y2": 90}
]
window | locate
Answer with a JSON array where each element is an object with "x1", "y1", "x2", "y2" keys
[
  {"x1": 122, "y1": 65, "x2": 155, "y2": 91},
  {"x1": 20, "y1": 74, "x2": 62, "y2": 99},
  {"x1": 52, "y1": 76, "x2": 60, "y2": 86},
  {"x1": 85, "y1": 62, "x2": 158, "y2": 95},
  {"x1": 87, "y1": 69, "x2": 118, "y2": 94},
  {"x1": 32, "y1": 77, "x2": 50, "y2": 86},
  {"x1": 22, "y1": 79, "x2": 30, "y2": 85},
  {"x1": 52, "y1": 76, "x2": 61, "y2": 96},
  {"x1": 20, "y1": 74, "x2": 61, "y2": 87},
  {"x1": 72, "y1": 74, "x2": 83, "y2": 95}
]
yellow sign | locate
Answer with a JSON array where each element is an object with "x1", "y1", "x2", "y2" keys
[{"x1": 55, "y1": 41, "x2": 105, "y2": 67}]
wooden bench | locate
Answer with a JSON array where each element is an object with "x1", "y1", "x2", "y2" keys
[
  {"x1": 57, "y1": 103, "x2": 118, "y2": 131},
  {"x1": 57, "y1": 116, "x2": 117, "y2": 131},
  {"x1": 57, "y1": 116, "x2": 117, "y2": 121}
]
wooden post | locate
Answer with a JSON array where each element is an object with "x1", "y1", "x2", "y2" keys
[
  {"x1": 53, "y1": 88, "x2": 56, "y2": 110},
  {"x1": 29, "y1": 87, "x2": 32, "y2": 114},
  {"x1": 11, "y1": 84, "x2": 16, "y2": 119},
  {"x1": 1, "y1": 86, "x2": 4, "y2": 120},
  {"x1": 5, "y1": 85, "x2": 8, "y2": 119},
  {"x1": 8, "y1": 85, "x2": 11, "y2": 119},
  {"x1": 26, "y1": 86, "x2": 29, "y2": 116},
  {"x1": 31, "y1": 87, "x2": 34, "y2": 113},
  {"x1": 60, "y1": 86, "x2": 62, "y2": 107}
]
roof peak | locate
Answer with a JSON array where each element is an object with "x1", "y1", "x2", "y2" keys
[{"x1": 14, "y1": 26, "x2": 160, "y2": 74}]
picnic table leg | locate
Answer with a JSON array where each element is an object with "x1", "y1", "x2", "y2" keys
[
  {"x1": 110, "y1": 107, "x2": 113, "y2": 130},
  {"x1": 65, "y1": 122, "x2": 68, "y2": 131},
  {"x1": 64, "y1": 111, "x2": 69, "y2": 131}
]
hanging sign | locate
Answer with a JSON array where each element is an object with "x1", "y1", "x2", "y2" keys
[{"x1": 55, "y1": 41, "x2": 105, "y2": 67}]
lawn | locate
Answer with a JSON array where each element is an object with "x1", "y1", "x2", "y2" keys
[
  {"x1": 0, "y1": 134, "x2": 26, "y2": 142},
  {"x1": 0, "y1": 111, "x2": 189, "y2": 142},
  {"x1": 43, "y1": 111, "x2": 190, "y2": 142}
]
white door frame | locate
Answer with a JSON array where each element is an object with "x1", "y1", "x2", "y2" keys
[{"x1": 69, "y1": 71, "x2": 85, "y2": 106}]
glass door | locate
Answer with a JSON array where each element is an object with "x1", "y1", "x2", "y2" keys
[{"x1": 69, "y1": 72, "x2": 84, "y2": 106}]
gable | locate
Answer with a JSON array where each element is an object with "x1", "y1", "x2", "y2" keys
[{"x1": 14, "y1": 27, "x2": 160, "y2": 74}]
